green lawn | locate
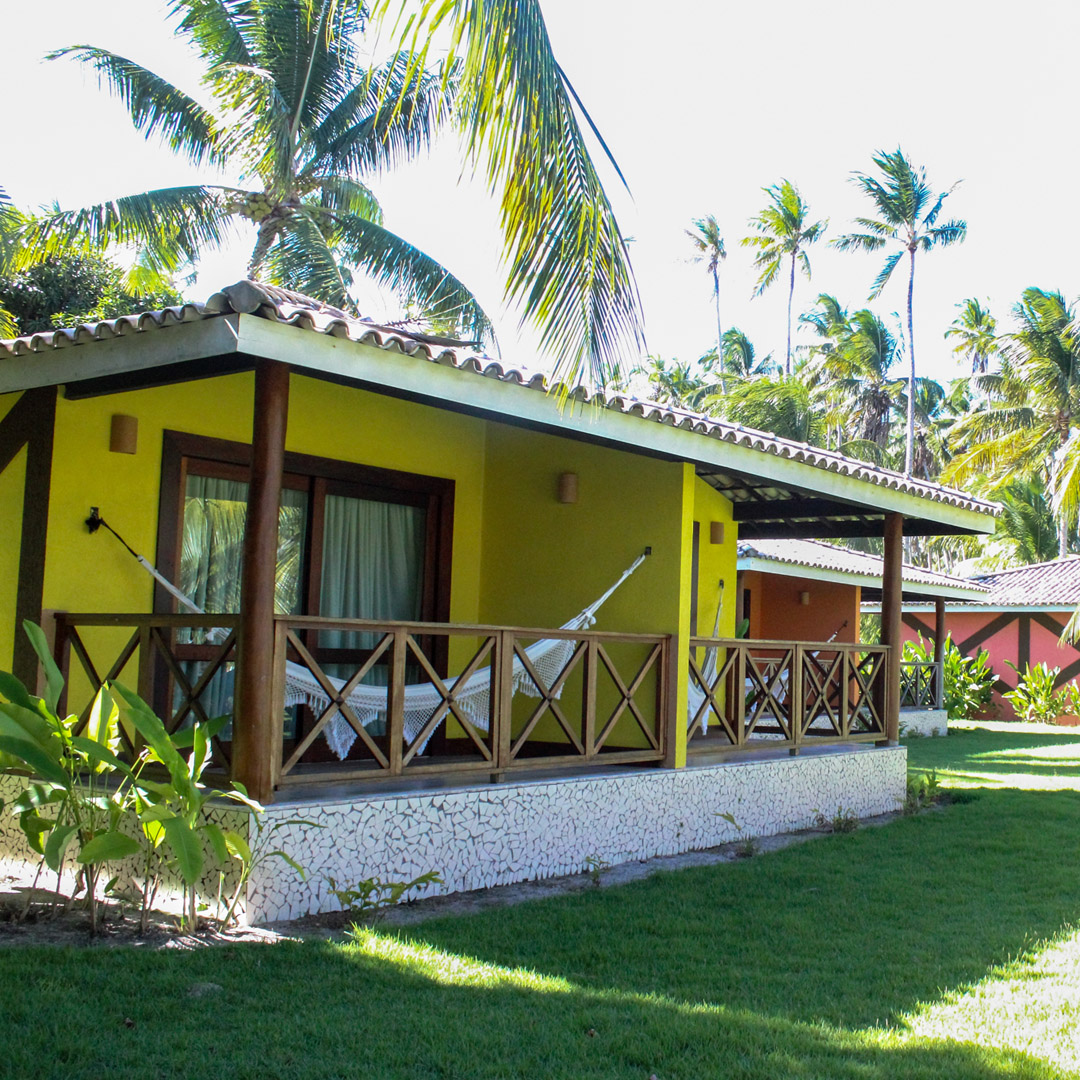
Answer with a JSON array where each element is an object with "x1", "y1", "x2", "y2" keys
[{"x1": 3, "y1": 728, "x2": 1080, "y2": 1079}]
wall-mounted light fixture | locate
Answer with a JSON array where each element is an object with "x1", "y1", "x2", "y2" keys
[
  {"x1": 799, "y1": 590, "x2": 810, "y2": 606},
  {"x1": 109, "y1": 414, "x2": 138, "y2": 455},
  {"x1": 558, "y1": 472, "x2": 578, "y2": 504},
  {"x1": 709, "y1": 521, "x2": 725, "y2": 545}
]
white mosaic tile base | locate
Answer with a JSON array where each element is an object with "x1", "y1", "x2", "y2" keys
[
  {"x1": 899, "y1": 708, "x2": 948, "y2": 738},
  {"x1": 247, "y1": 746, "x2": 906, "y2": 924},
  {"x1": 0, "y1": 773, "x2": 248, "y2": 918}
]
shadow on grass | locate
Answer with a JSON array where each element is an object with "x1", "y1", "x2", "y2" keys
[
  {"x1": 0, "y1": 932, "x2": 1068, "y2": 1080},
  {"x1": 907, "y1": 727, "x2": 1080, "y2": 786},
  {"x1": 405, "y1": 789, "x2": 1080, "y2": 1035}
]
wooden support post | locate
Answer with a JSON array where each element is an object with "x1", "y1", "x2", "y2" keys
[
  {"x1": 735, "y1": 570, "x2": 745, "y2": 627},
  {"x1": 662, "y1": 633, "x2": 680, "y2": 768},
  {"x1": 879, "y1": 512, "x2": 904, "y2": 744},
  {"x1": 933, "y1": 596, "x2": 946, "y2": 709},
  {"x1": 233, "y1": 361, "x2": 290, "y2": 803}
]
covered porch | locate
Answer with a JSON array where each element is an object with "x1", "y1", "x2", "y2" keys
[{"x1": 0, "y1": 283, "x2": 998, "y2": 917}]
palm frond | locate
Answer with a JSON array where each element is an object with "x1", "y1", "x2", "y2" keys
[
  {"x1": 167, "y1": 0, "x2": 256, "y2": 67},
  {"x1": 302, "y1": 52, "x2": 453, "y2": 179},
  {"x1": 831, "y1": 232, "x2": 888, "y2": 254},
  {"x1": 20, "y1": 186, "x2": 236, "y2": 269},
  {"x1": 868, "y1": 250, "x2": 904, "y2": 300},
  {"x1": 368, "y1": 0, "x2": 642, "y2": 388},
  {"x1": 329, "y1": 211, "x2": 492, "y2": 342},
  {"x1": 48, "y1": 46, "x2": 224, "y2": 167}
]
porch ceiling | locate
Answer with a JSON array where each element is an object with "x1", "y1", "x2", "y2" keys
[{"x1": 698, "y1": 469, "x2": 978, "y2": 540}]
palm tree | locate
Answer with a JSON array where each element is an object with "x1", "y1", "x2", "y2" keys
[
  {"x1": 832, "y1": 149, "x2": 967, "y2": 475},
  {"x1": 741, "y1": 180, "x2": 826, "y2": 375},
  {"x1": 945, "y1": 288, "x2": 1080, "y2": 557},
  {"x1": 714, "y1": 372, "x2": 827, "y2": 446},
  {"x1": 803, "y1": 296, "x2": 908, "y2": 460},
  {"x1": 946, "y1": 298, "x2": 998, "y2": 374},
  {"x1": 685, "y1": 215, "x2": 726, "y2": 380},
  {"x1": 719, "y1": 328, "x2": 777, "y2": 381},
  {"x1": 38, "y1": 0, "x2": 641, "y2": 386}
]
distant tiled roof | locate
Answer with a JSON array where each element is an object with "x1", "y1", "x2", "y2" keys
[
  {"x1": 0, "y1": 280, "x2": 996, "y2": 519},
  {"x1": 968, "y1": 557, "x2": 1080, "y2": 607},
  {"x1": 737, "y1": 538, "x2": 989, "y2": 598}
]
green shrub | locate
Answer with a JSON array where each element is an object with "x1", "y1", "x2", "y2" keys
[
  {"x1": 0, "y1": 620, "x2": 304, "y2": 932},
  {"x1": 907, "y1": 635, "x2": 996, "y2": 720},
  {"x1": 1003, "y1": 661, "x2": 1080, "y2": 723}
]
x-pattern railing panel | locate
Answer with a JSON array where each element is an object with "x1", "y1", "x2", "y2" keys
[
  {"x1": 688, "y1": 645, "x2": 740, "y2": 744},
  {"x1": 54, "y1": 614, "x2": 240, "y2": 768},
  {"x1": 689, "y1": 638, "x2": 891, "y2": 752},
  {"x1": 900, "y1": 661, "x2": 941, "y2": 709},
  {"x1": 594, "y1": 641, "x2": 663, "y2": 752},
  {"x1": 744, "y1": 650, "x2": 794, "y2": 740}
]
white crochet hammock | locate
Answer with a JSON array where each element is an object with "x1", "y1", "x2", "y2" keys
[
  {"x1": 140, "y1": 550, "x2": 651, "y2": 760},
  {"x1": 283, "y1": 553, "x2": 650, "y2": 758}
]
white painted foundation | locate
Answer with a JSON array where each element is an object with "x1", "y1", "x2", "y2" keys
[
  {"x1": 246, "y1": 745, "x2": 906, "y2": 923},
  {"x1": 899, "y1": 707, "x2": 949, "y2": 738},
  {"x1": 1, "y1": 746, "x2": 907, "y2": 925}
]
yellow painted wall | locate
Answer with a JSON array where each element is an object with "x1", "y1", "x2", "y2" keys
[
  {"x1": 0, "y1": 445, "x2": 27, "y2": 672},
  {"x1": 286, "y1": 375, "x2": 487, "y2": 625},
  {"x1": 478, "y1": 426, "x2": 694, "y2": 759},
  {"x1": 34, "y1": 371, "x2": 729, "y2": 769},
  {"x1": 692, "y1": 476, "x2": 737, "y2": 638},
  {"x1": 0, "y1": 392, "x2": 20, "y2": 426}
]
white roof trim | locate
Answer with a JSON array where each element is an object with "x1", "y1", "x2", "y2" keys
[{"x1": 739, "y1": 555, "x2": 989, "y2": 600}]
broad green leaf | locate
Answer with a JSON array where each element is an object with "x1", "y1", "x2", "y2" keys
[
  {"x1": 86, "y1": 686, "x2": 120, "y2": 749},
  {"x1": 11, "y1": 782, "x2": 65, "y2": 813},
  {"x1": 223, "y1": 829, "x2": 252, "y2": 866},
  {"x1": 0, "y1": 701, "x2": 62, "y2": 751},
  {"x1": 139, "y1": 805, "x2": 179, "y2": 823},
  {"x1": 113, "y1": 682, "x2": 198, "y2": 803},
  {"x1": 19, "y1": 811, "x2": 49, "y2": 855},
  {"x1": 78, "y1": 830, "x2": 140, "y2": 864},
  {"x1": 44, "y1": 823, "x2": 79, "y2": 872},
  {"x1": 162, "y1": 817, "x2": 203, "y2": 885},
  {"x1": 0, "y1": 735, "x2": 69, "y2": 786},
  {"x1": 69, "y1": 736, "x2": 131, "y2": 776},
  {"x1": 202, "y1": 822, "x2": 231, "y2": 864},
  {"x1": 0, "y1": 670, "x2": 37, "y2": 712},
  {"x1": 22, "y1": 621, "x2": 64, "y2": 714}
]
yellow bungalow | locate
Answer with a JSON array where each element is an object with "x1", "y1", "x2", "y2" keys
[{"x1": 0, "y1": 280, "x2": 996, "y2": 921}]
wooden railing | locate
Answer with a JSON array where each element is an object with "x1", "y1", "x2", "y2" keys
[
  {"x1": 687, "y1": 638, "x2": 889, "y2": 752},
  {"x1": 50, "y1": 615, "x2": 897, "y2": 787},
  {"x1": 53, "y1": 613, "x2": 240, "y2": 769},
  {"x1": 271, "y1": 617, "x2": 672, "y2": 785},
  {"x1": 899, "y1": 660, "x2": 943, "y2": 710}
]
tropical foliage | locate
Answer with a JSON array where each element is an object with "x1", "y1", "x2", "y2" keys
[
  {"x1": 741, "y1": 180, "x2": 826, "y2": 375},
  {"x1": 34, "y1": 0, "x2": 641, "y2": 386},
  {"x1": 0, "y1": 252, "x2": 182, "y2": 336}
]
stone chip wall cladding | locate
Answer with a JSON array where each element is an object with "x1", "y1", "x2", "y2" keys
[
  {"x1": 247, "y1": 746, "x2": 906, "y2": 924},
  {"x1": 0, "y1": 772, "x2": 249, "y2": 915},
  {"x1": 899, "y1": 708, "x2": 949, "y2": 737}
]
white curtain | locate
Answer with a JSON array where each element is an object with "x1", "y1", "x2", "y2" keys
[{"x1": 318, "y1": 495, "x2": 426, "y2": 654}]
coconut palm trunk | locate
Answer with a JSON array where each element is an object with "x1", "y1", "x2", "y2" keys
[
  {"x1": 786, "y1": 252, "x2": 796, "y2": 376},
  {"x1": 906, "y1": 247, "x2": 916, "y2": 475}
]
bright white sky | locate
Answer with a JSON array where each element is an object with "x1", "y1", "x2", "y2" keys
[{"x1": 8, "y1": 0, "x2": 1080, "y2": 385}]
